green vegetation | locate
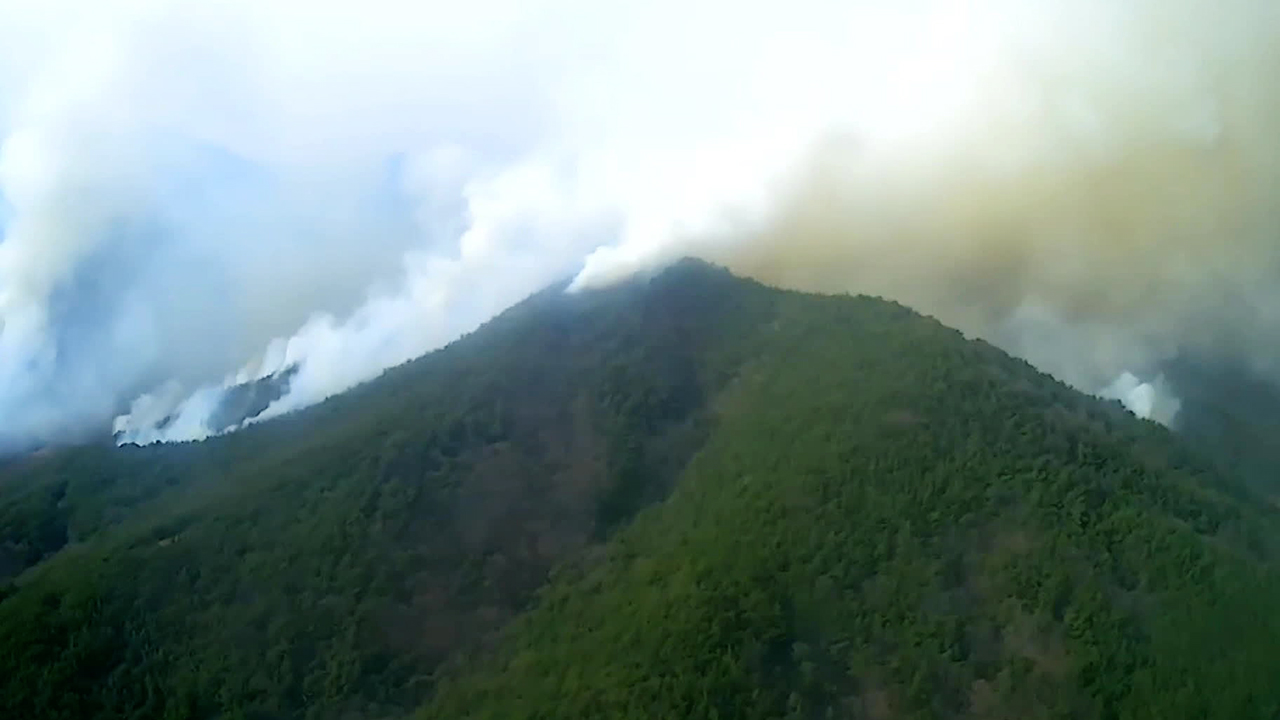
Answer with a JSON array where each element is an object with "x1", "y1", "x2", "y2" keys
[{"x1": 2, "y1": 259, "x2": 1280, "y2": 719}]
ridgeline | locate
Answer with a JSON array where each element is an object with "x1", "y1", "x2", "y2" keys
[{"x1": 2, "y1": 259, "x2": 1279, "y2": 719}]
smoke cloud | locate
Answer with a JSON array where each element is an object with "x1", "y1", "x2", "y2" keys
[
  {"x1": 575, "y1": 0, "x2": 1280, "y2": 426},
  {"x1": 0, "y1": 0, "x2": 1277, "y2": 447}
]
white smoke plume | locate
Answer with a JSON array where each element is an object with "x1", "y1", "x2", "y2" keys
[{"x1": 0, "y1": 0, "x2": 1277, "y2": 447}]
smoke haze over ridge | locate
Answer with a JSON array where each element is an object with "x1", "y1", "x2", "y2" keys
[{"x1": 0, "y1": 0, "x2": 1277, "y2": 447}]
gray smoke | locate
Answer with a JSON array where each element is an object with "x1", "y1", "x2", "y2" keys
[
  {"x1": 1, "y1": 0, "x2": 1278, "y2": 447},
  {"x1": 575, "y1": 0, "x2": 1280, "y2": 427},
  {"x1": 0, "y1": 0, "x2": 607, "y2": 447}
]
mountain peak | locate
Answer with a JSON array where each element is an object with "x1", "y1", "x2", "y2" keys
[{"x1": 3, "y1": 263, "x2": 1280, "y2": 720}]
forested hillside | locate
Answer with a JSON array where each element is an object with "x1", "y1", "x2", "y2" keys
[{"x1": 3, "y1": 259, "x2": 1280, "y2": 719}]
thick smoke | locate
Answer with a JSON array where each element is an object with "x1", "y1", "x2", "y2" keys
[
  {"x1": 1, "y1": 0, "x2": 1278, "y2": 447},
  {"x1": 1, "y1": 0, "x2": 611, "y2": 447},
  {"x1": 576, "y1": 0, "x2": 1280, "y2": 426}
]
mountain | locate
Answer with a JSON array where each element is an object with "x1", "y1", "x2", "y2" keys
[
  {"x1": 2, "y1": 259, "x2": 1280, "y2": 720},
  {"x1": 1158, "y1": 354, "x2": 1280, "y2": 495}
]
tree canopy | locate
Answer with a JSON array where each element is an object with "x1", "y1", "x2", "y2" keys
[{"x1": 2, "y1": 259, "x2": 1278, "y2": 719}]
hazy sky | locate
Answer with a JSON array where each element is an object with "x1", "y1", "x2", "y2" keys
[{"x1": 0, "y1": 0, "x2": 1277, "y2": 447}]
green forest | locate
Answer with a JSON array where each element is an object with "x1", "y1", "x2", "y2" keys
[{"x1": 3, "y1": 259, "x2": 1279, "y2": 719}]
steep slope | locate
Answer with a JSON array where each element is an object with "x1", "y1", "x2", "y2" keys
[
  {"x1": 2, "y1": 260, "x2": 1280, "y2": 720},
  {"x1": 423, "y1": 283, "x2": 1280, "y2": 719},
  {"x1": 0, "y1": 261, "x2": 779, "y2": 719}
]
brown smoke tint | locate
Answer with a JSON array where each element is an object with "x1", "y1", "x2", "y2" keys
[{"x1": 702, "y1": 0, "x2": 1280, "y2": 397}]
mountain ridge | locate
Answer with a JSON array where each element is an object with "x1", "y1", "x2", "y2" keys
[{"x1": 1, "y1": 258, "x2": 1279, "y2": 719}]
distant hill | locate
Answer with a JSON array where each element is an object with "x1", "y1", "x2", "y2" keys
[
  {"x1": 1158, "y1": 354, "x2": 1280, "y2": 495},
  {"x1": 2, "y1": 259, "x2": 1279, "y2": 720}
]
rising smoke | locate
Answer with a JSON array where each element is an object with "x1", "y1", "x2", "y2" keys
[{"x1": 1, "y1": 0, "x2": 1278, "y2": 448}]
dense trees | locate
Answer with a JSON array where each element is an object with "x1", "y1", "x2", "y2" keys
[
  {"x1": 423, "y1": 288, "x2": 1280, "y2": 719},
  {"x1": 2, "y1": 259, "x2": 1279, "y2": 719}
]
